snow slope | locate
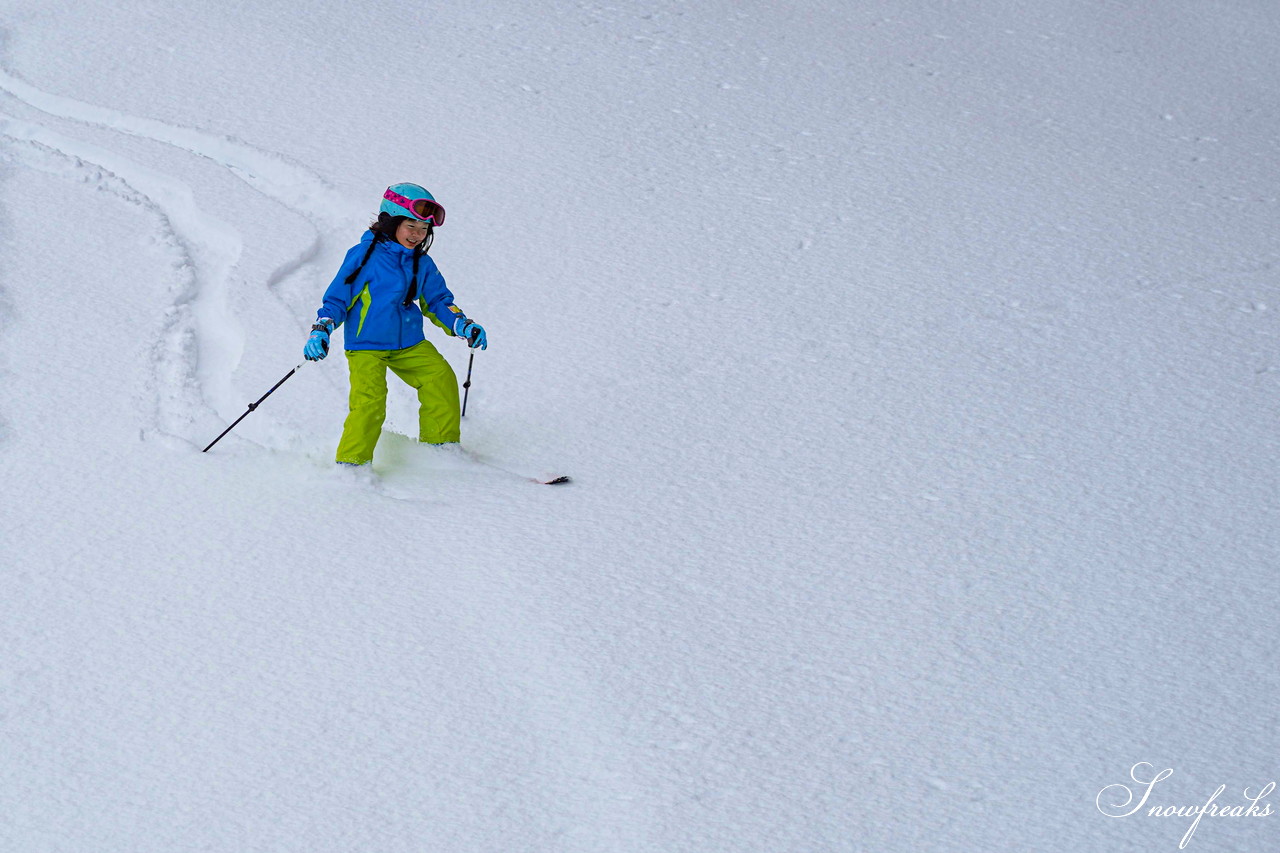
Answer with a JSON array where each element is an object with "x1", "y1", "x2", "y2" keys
[{"x1": 1, "y1": 2, "x2": 1277, "y2": 851}]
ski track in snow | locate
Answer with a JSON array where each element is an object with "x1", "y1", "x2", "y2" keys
[
  {"x1": 0, "y1": 66, "x2": 362, "y2": 441},
  {"x1": 0, "y1": 62, "x2": 364, "y2": 319},
  {"x1": 0, "y1": 134, "x2": 204, "y2": 438},
  {"x1": 0, "y1": 66, "x2": 356, "y2": 231},
  {"x1": 0, "y1": 113, "x2": 243, "y2": 435}
]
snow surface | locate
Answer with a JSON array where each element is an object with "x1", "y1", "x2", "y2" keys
[{"x1": 1, "y1": 1, "x2": 1278, "y2": 851}]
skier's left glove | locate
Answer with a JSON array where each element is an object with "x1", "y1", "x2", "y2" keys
[{"x1": 454, "y1": 317, "x2": 488, "y2": 350}]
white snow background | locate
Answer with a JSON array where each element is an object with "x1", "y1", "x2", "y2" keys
[{"x1": 1, "y1": 1, "x2": 1277, "y2": 851}]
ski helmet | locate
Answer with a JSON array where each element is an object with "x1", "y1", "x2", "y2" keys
[{"x1": 381, "y1": 183, "x2": 446, "y2": 226}]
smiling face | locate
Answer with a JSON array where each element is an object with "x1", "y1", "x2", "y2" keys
[{"x1": 395, "y1": 218, "x2": 431, "y2": 249}]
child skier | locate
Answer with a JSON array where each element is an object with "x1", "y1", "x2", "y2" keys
[{"x1": 303, "y1": 183, "x2": 486, "y2": 466}]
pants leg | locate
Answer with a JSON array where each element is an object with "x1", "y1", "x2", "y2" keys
[
  {"x1": 385, "y1": 340, "x2": 461, "y2": 444},
  {"x1": 336, "y1": 350, "x2": 390, "y2": 464}
]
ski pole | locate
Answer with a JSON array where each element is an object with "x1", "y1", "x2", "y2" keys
[
  {"x1": 202, "y1": 363, "x2": 303, "y2": 453},
  {"x1": 461, "y1": 328, "x2": 480, "y2": 417},
  {"x1": 461, "y1": 350, "x2": 476, "y2": 417}
]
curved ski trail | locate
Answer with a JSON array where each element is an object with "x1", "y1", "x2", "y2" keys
[
  {"x1": 0, "y1": 114, "x2": 245, "y2": 432},
  {"x1": 0, "y1": 67, "x2": 357, "y2": 445}
]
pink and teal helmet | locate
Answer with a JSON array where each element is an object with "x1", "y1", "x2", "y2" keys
[{"x1": 381, "y1": 182, "x2": 446, "y2": 226}]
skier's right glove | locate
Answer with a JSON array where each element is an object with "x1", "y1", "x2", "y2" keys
[{"x1": 304, "y1": 318, "x2": 336, "y2": 361}]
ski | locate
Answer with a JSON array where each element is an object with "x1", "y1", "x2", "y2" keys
[
  {"x1": 488, "y1": 463, "x2": 572, "y2": 486},
  {"x1": 446, "y1": 446, "x2": 571, "y2": 486}
]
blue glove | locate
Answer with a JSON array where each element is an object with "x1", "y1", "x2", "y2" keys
[
  {"x1": 304, "y1": 318, "x2": 336, "y2": 361},
  {"x1": 454, "y1": 317, "x2": 488, "y2": 350}
]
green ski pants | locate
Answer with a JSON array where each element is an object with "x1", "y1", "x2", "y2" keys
[{"x1": 336, "y1": 340, "x2": 461, "y2": 464}]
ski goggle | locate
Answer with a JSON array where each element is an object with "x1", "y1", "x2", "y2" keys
[{"x1": 384, "y1": 187, "x2": 446, "y2": 225}]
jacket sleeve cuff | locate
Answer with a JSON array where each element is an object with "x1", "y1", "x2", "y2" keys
[{"x1": 442, "y1": 304, "x2": 466, "y2": 336}]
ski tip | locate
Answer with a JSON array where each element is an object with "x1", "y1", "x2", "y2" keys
[{"x1": 538, "y1": 475, "x2": 572, "y2": 485}]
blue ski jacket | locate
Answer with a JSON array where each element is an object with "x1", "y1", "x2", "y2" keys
[{"x1": 315, "y1": 230, "x2": 464, "y2": 351}]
